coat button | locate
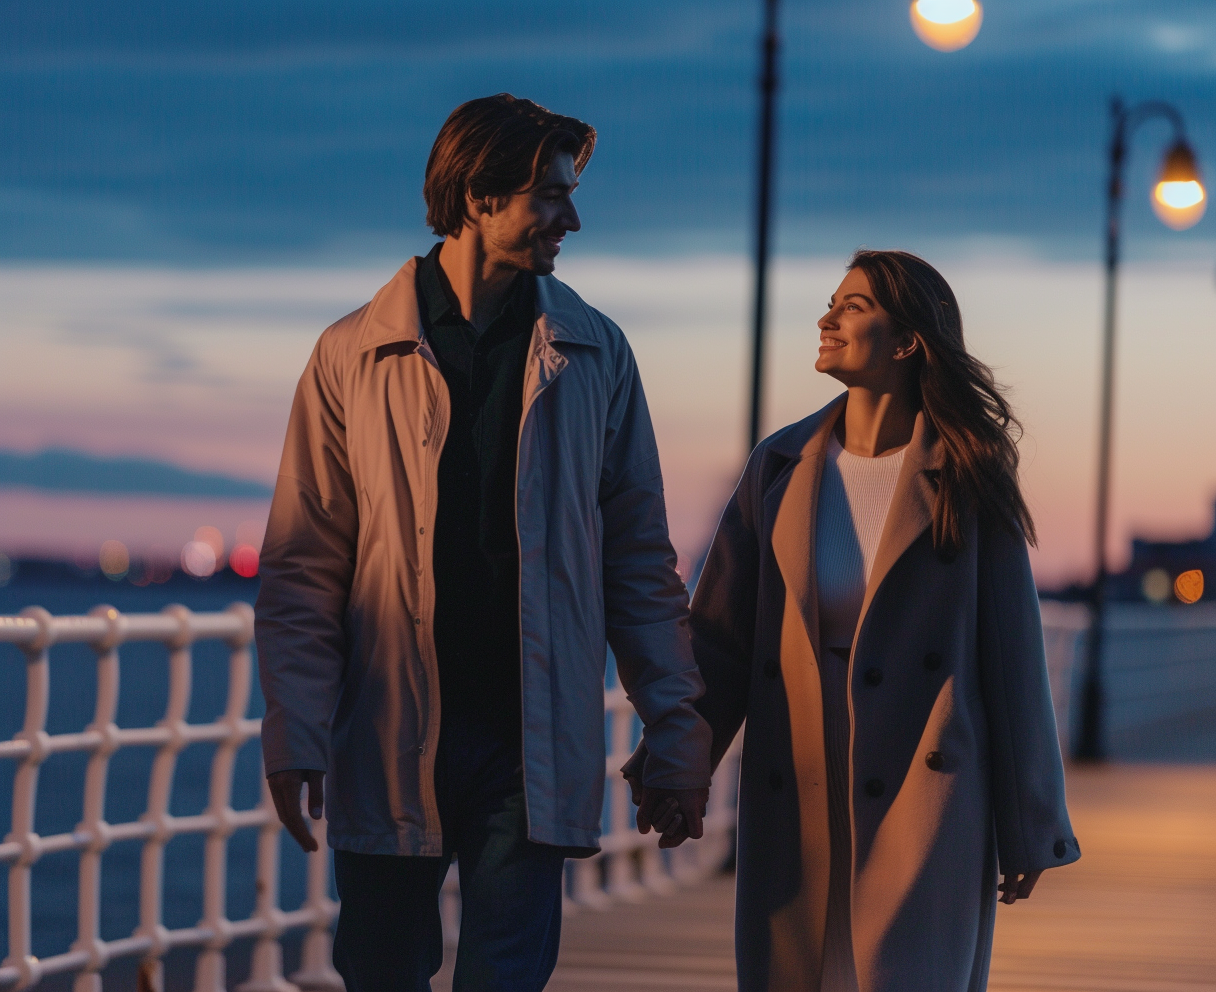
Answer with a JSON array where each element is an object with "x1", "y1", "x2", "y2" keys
[
  {"x1": 925, "y1": 751, "x2": 944, "y2": 771},
  {"x1": 414, "y1": 617, "x2": 421, "y2": 626},
  {"x1": 923, "y1": 652, "x2": 942, "y2": 671},
  {"x1": 864, "y1": 667, "x2": 883, "y2": 686},
  {"x1": 1054, "y1": 839, "x2": 1066, "y2": 858},
  {"x1": 763, "y1": 660, "x2": 779, "y2": 678},
  {"x1": 769, "y1": 771, "x2": 783, "y2": 791},
  {"x1": 865, "y1": 778, "x2": 884, "y2": 798}
]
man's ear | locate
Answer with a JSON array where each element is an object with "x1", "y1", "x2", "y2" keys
[{"x1": 465, "y1": 190, "x2": 495, "y2": 221}]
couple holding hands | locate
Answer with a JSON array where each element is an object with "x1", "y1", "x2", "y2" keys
[{"x1": 255, "y1": 94, "x2": 1078, "y2": 992}]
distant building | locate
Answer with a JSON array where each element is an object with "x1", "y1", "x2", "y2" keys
[{"x1": 1106, "y1": 501, "x2": 1215, "y2": 603}]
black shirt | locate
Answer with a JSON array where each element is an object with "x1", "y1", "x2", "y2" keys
[{"x1": 416, "y1": 243, "x2": 535, "y2": 744}]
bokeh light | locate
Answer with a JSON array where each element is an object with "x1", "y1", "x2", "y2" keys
[
  {"x1": 1174, "y1": 569, "x2": 1204, "y2": 605},
  {"x1": 194, "y1": 525, "x2": 226, "y2": 569},
  {"x1": 910, "y1": 0, "x2": 982, "y2": 52},
  {"x1": 181, "y1": 540, "x2": 217, "y2": 578},
  {"x1": 229, "y1": 543, "x2": 260, "y2": 578},
  {"x1": 1152, "y1": 180, "x2": 1206, "y2": 230},
  {"x1": 99, "y1": 539, "x2": 130, "y2": 581},
  {"x1": 1141, "y1": 568, "x2": 1172, "y2": 604}
]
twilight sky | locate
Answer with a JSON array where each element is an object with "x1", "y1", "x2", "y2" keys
[{"x1": 2, "y1": 0, "x2": 1216, "y2": 585}]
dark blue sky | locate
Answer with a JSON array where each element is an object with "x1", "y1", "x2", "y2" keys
[{"x1": 4, "y1": 0, "x2": 1216, "y2": 262}]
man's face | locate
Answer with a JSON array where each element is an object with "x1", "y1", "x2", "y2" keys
[{"x1": 480, "y1": 151, "x2": 582, "y2": 275}]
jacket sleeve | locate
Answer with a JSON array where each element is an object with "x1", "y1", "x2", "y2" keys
[
  {"x1": 255, "y1": 329, "x2": 358, "y2": 777},
  {"x1": 689, "y1": 448, "x2": 762, "y2": 772},
  {"x1": 620, "y1": 448, "x2": 763, "y2": 782},
  {"x1": 599, "y1": 338, "x2": 712, "y2": 791},
  {"x1": 978, "y1": 520, "x2": 1081, "y2": 875}
]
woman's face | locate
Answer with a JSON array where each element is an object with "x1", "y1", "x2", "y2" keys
[{"x1": 815, "y1": 267, "x2": 917, "y2": 387}]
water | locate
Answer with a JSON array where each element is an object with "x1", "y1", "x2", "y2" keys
[{"x1": 0, "y1": 571, "x2": 317, "y2": 990}]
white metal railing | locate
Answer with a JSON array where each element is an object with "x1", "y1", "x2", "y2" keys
[
  {"x1": 0, "y1": 604, "x2": 742, "y2": 991},
  {"x1": 1040, "y1": 600, "x2": 1216, "y2": 761}
]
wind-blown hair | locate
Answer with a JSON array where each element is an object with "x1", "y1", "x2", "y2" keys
[
  {"x1": 424, "y1": 93, "x2": 596, "y2": 237},
  {"x1": 847, "y1": 249, "x2": 1036, "y2": 551}
]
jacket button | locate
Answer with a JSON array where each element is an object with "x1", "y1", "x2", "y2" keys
[
  {"x1": 769, "y1": 771, "x2": 782, "y2": 791},
  {"x1": 763, "y1": 660, "x2": 779, "y2": 678},
  {"x1": 421, "y1": 438, "x2": 428, "y2": 447},
  {"x1": 864, "y1": 667, "x2": 883, "y2": 686},
  {"x1": 865, "y1": 778, "x2": 884, "y2": 798},
  {"x1": 417, "y1": 744, "x2": 425, "y2": 755},
  {"x1": 923, "y1": 652, "x2": 942, "y2": 671},
  {"x1": 925, "y1": 751, "x2": 944, "y2": 771},
  {"x1": 1054, "y1": 839, "x2": 1066, "y2": 858},
  {"x1": 413, "y1": 617, "x2": 421, "y2": 626}
]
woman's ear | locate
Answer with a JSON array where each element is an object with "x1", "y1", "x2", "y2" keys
[{"x1": 893, "y1": 333, "x2": 920, "y2": 361}]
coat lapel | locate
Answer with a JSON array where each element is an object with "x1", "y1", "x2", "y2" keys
[
  {"x1": 769, "y1": 395, "x2": 846, "y2": 661},
  {"x1": 853, "y1": 410, "x2": 943, "y2": 643}
]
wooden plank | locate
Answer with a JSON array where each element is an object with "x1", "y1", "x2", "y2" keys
[{"x1": 431, "y1": 765, "x2": 1216, "y2": 991}]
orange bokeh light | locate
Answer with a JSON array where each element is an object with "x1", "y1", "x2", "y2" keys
[
  {"x1": 194, "y1": 525, "x2": 226, "y2": 568},
  {"x1": 1174, "y1": 569, "x2": 1204, "y2": 604},
  {"x1": 99, "y1": 539, "x2": 130, "y2": 580}
]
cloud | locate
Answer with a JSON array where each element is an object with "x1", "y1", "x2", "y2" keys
[{"x1": 0, "y1": 449, "x2": 274, "y2": 498}]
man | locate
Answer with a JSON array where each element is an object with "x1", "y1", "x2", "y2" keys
[{"x1": 255, "y1": 93, "x2": 711, "y2": 991}]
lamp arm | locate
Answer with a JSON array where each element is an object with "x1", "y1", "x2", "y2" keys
[{"x1": 1123, "y1": 100, "x2": 1187, "y2": 145}]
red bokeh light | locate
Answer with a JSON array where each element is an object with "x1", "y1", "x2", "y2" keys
[{"x1": 230, "y1": 543, "x2": 259, "y2": 578}]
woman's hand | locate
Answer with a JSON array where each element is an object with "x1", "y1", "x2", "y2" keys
[
  {"x1": 625, "y1": 771, "x2": 709, "y2": 848},
  {"x1": 998, "y1": 869, "x2": 1041, "y2": 904}
]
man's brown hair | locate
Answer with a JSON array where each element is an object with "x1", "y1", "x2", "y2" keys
[{"x1": 423, "y1": 93, "x2": 596, "y2": 237}]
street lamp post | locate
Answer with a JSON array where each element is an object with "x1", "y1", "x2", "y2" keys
[
  {"x1": 747, "y1": 0, "x2": 780, "y2": 453},
  {"x1": 1074, "y1": 97, "x2": 1205, "y2": 761}
]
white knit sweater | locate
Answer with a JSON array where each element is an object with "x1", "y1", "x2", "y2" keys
[{"x1": 815, "y1": 432, "x2": 906, "y2": 652}]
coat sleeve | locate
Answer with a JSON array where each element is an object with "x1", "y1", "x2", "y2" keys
[
  {"x1": 977, "y1": 520, "x2": 1081, "y2": 875},
  {"x1": 688, "y1": 448, "x2": 763, "y2": 772},
  {"x1": 599, "y1": 337, "x2": 712, "y2": 791},
  {"x1": 254, "y1": 329, "x2": 359, "y2": 777}
]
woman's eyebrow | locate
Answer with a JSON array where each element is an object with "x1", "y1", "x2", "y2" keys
[{"x1": 843, "y1": 292, "x2": 875, "y2": 306}]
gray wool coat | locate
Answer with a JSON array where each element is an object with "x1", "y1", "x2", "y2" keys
[{"x1": 688, "y1": 396, "x2": 1079, "y2": 992}]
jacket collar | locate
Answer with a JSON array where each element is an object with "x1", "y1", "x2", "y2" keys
[
  {"x1": 356, "y1": 257, "x2": 601, "y2": 354},
  {"x1": 768, "y1": 394, "x2": 944, "y2": 660}
]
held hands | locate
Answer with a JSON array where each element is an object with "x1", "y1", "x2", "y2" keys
[
  {"x1": 624, "y1": 772, "x2": 709, "y2": 849},
  {"x1": 998, "y1": 870, "x2": 1041, "y2": 904},
  {"x1": 267, "y1": 769, "x2": 325, "y2": 853}
]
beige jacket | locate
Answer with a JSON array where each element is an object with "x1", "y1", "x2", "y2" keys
[
  {"x1": 255, "y1": 258, "x2": 711, "y2": 855},
  {"x1": 689, "y1": 397, "x2": 1079, "y2": 991}
]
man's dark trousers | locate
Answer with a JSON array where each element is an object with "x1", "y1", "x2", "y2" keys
[{"x1": 331, "y1": 713, "x2": 567, "y2": 991}]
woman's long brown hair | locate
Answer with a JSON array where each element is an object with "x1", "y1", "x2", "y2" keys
[{"x1": 847, "y1": 249, "x2": 1036, "y2": 551}]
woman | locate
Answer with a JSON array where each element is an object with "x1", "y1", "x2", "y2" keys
[{"x1": 632, "y1": 250, "x2": 1079, "y2": 991}]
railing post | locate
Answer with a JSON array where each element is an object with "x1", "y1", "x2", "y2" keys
[
  {"x1": 136, "y1": 605, "x2": 194, "y2": 989},
  {"x1": 71, "y1": 606, "x2": 124, "y2": 992},
  {"x1": 289, "y1": 814, "x2": 343, "y2": 992},
  {"x1": 3, "y1": 607, "x2": 53, "y2": 992}
]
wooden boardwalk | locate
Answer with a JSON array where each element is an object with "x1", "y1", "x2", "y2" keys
[{"x1": 433, "y1": 764, "x2": 1216, "y2": 991}]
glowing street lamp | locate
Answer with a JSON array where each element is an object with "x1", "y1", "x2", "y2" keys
[
  {"x1": 1077, "y1": 98, "x2": 1205, "y2": 761},
  {"x1": 1152, "y1": 140, "x2": 1206, "y2": 230},
  {"x1": 910, "y1": 0, "x2": 982, "y2": 52}
]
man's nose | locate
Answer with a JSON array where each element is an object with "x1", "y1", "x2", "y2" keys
[{"x1": 563, "y1": 199, "x2": 581, "y2": 233}]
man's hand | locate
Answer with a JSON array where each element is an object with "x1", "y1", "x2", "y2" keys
[
  {"x1": 998, "y1": 869, "x2": 1041, "y2": 904},
  {"x1": 268, "y1": 769, "x2": 325, "y2": 853},
  {"x1": 625, "y1": 773, "x2": 709, "y2": 849}
]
